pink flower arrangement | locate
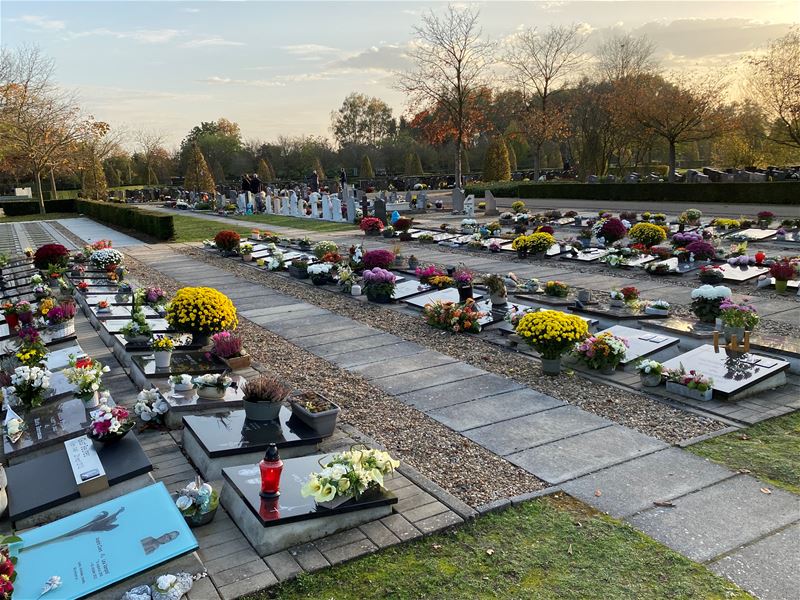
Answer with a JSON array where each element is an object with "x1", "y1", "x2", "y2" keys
[
  {"x1": 90, "y1": 404, "x2": 133, "y2": 438},
  {"x1": 362, "y1": 249, "x2": 395, "y2": 269},
  {"x1": 415, "y1": 264, "x2": 445, "y2": 281},
  {"x1": 46, "y1": 301, "x2": 76, "y2": 325},
  {"x1": 362, "y1": 267, "x2": 396, "y2": 285},
  {"x1": 211, "y1": 331, "x2": 243, "y2": 358},
  {"x1": 359, "y1": 217, "x2": 384, "y2": 233},
  {"x1": 685, "y1": 240, "x2": 717, "y2": 260},
  {"x1": 144, "y1": 287, "x2": 166, "y2": 306},
  {"x1": 453, "y1": 267, "x2": 473, "y2": 287}
]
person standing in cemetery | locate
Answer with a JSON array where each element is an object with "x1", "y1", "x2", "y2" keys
[
  {"x1": 250, "y1": 172, "x2": 262, "y2": 195},
  {"x1": 309, "y1": 170, "x2": 319, "y2": 193},
  {"x1": 241, "y1": 173, "x2": 251, "y2": 194},
  {"x1": 339, "y1": 168, "x2": 347, "y2": 192}
]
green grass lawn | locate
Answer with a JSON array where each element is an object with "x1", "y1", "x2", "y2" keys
[
  {"x1": 0, "y1": 212, "x2": 79, "y2": 223},
  {"x1": 224, "y1": 213, "x2": 356, "y2": 233},
  {"x1": 688, "y1": 411, "x2": 800, "y2": 495},
  {"x1": 171, "y1": 215, "x2": 251, "y2": 243},
  {"x1": 249, "y1": 494, "x2": 750, "y2": 600}
]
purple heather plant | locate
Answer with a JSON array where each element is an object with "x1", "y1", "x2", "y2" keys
[
  {"x1": 685, "y1": 240, "x2": 717, "y2": 260},
  {"x1": 211, "y1": 331, "x2": 243, "y2": 358}
]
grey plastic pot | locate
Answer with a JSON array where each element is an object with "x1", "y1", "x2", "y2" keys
[{"x1": 243, "y1": 400, "x2": 282, "y2": 421}]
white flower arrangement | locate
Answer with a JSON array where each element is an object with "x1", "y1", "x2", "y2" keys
[
  {"x1": 690, "y1": 285, "x2": 732, "y2": 300},
  {"x1": 635, "y1": 359, "x2": 663, "y2": 376},
  {"x1": 461, "y1": 219, "x2": 478, "y2": 227},
  {"x1": 352, "y1": 244, "x2": 364, "y2": 264},
  {"x1": 5, "y1": 416, "x2": 26, "y2": 442},
  {"x1": 266, "y1": 251, "x2": 285, "y2": 271},
  {"x1": 591, "y1": 218, "x2": 607, "y2": 237},
  {"x1": 192, "y1": 373, "x2": 232, "y2": 390},
  {"x1": 650, "y1": 299, "x2": 670, "y2": 310},
  {"x1": 202, "y1": 239, "x2": 216, "y2": 247},
  {"x1": 175, "y1": 477, "x2": 218, "y2": 517},
  {"x1": 6, "y1": 365, "x2": 51, "y2": 407},
  {"x1": 30, "y1": 273, "x2": 43, "y2": 285},
  {"x1": 503, "y1": 304, "x2": 534, "y2": 327},
  {"x1": 134, "y1": 388, "x2": 170, "y2": 421},
  {"x1": 307, "y1": 263, "x2": 334, "y2": 275},
  {"x1": 90, "y1": 248, "x2": 124, "y2": 269},
  {"x1": 609, "y1": 290, "x2": 624, "y2": 300},
  {"x1": 62, "y1": 355, "x2": 110, "y2": 396},
  {"x1": 301, "y1": 448, "x2": 400, "y2": 504},
  {"x1": 603, "y1": 254, "x2": 627, "y2": 267}
]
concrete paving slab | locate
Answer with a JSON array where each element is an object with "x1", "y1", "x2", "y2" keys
[
  {"x1": 328, "y1": 342, "x2": 427, "y2": 369},
  {"x1": 398, "y1": 374, "x2": 525, "y2": 411},
  {"x1": 427, "y1": 388, "x2": 564, "y2": 432},
  {"x1": 629, "y1": 475, "x2": 800, "y2": 563},
  {"x1": 351, "y1": 351, "x2": 457, "y2": 380},
  {"x1": 709, "y1": 523, "x2": 799, "y2": 600},
  {"x1": 509, "y1": 425, "x2": 668, "y2": 484},
  {"x1": 370, "y1": 362, "x2": 485, "y2": 395},
  {"x1": 305, "y1": 333, "x2": 403, "y2": 357},
  {"x1": 562, "y1": 448, "x2": 735, "y2": 518},
  {"x1": 464, "y1": 406, "x2": 611, "y2": 456}
]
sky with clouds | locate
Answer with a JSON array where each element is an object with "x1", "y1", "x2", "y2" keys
[{"x1": 2, "y1": 1, "x2": 797, "y2": 148}]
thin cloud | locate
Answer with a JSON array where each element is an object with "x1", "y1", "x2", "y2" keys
[
  {"x1": 181, "y1": 37, "x2": 244, "y2": 48},
  {"x1": 9, "y1": 15, "x2": 66, "y2": 31},
  {"x1": 281, "y1": 44, "x2": 341, "y2": 61},
  {"x1": 67, "y1": 28, "x2": 182, "y2": 44},
  {"x1": 201, "y1": 76, "x2": 286, "y2": 88}
]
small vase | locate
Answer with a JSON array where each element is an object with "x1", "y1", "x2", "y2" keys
[
  {"x1": 192, "y1": 332, "x2": 210, "y2": 348},
  {"x1": 196, "y1": 386, "x2": 226, "y2": 400},
  {"x1": 242, "y1": 254, "x2": 253, "y2": 262},
  {"x1": 458, "y1": 285, "x2": 473, "y2": 302},
  {"x1": 243, "y1": 399, "x2": 281, "y2": 421},
  {"x1": 600, "y1": 364, "x2": 616, "y2": 375},
  {"x1": 774, "y1": 279, "x2": 788, "y2": 293},
  {"x1": 640, "y1": 373, "x2": 661, "y2": 387},
  {"x1": 490, "y1": 293, "x2": 507, "y2": 306},
  {"x1": 407, "y1": 260, "x2": 418, "y2": 271},
  {"x1": 351, "y1": 284, "x2": 362, "y2": 296},
  {"x1": 541, "y1": 357, "x2": 561, "y2": 376},
  {"x1": 154, "y1": 350, "x2": 173, "y2": 369},
  {"x1": 4, "y1": 313, "x2": 19, "y2": 330},
  {"x1": 80, "y1": 390, "x2": 100, "y2": 408}
]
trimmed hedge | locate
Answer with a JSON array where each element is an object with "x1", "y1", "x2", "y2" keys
[
  {"x1": 0, "y1": 198, "x2": 77, "y2": 216},
  {"x1": 76, "y1": 199, "x2": 175, "y2": 240},
  {"x1": 466, "y1": 182, "x2": 800, "y2": 205}
]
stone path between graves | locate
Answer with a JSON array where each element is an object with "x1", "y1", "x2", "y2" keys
[{"x1": 125, "y1": 243, "x2": 799, "y2": 600}]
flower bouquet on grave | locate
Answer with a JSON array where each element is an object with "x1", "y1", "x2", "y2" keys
[
  {"x1": 33, "y1": 243, "x2": 70, "y2": 270},
  {"x1": 192, "y1": 373, "x2": 232, "y2": 400},
  {"x1": 422, "y1": 298, "x2": 485, "y2": 334},
  {"x1": 635, "y1": 359, "x2": 663, "y2": 387},
  {"x1": 90, "y1": 248, "x2": 124, "y2": 272},
  {"x1": 63, "y1": 354, "x2": 110, "y2": 407},
  {"x1": 690, "y1": 285, "x2": 732, "y2": 323},
  {"x1": 166, "y1": 287, "x2": 238, "y2": 346},
  {"x1": 151, "y1": 335, "x2": 175, "y2": 369},
  {"x1": 47, "y1": 264, "x2": 64, "y2": 287},
  {"x1": 175, "y1": 476, "x2": 219, "y2": 527},
  {"x1": 698, "y1": 265, "x2": 725, "y2": 284},
  {"x1": 313, "y1": 241, "x2": 339, "y2": 259},
  {"x1": 4, "y1": 365, "x2": 52, "y2": 410},
  {"x1": 134, "y1": 388, "x2": 170, "y2": 425},
  {"x1": 619, "y1": 286, "x2": 640, "y2": 306},
  {"x1": 362, "y1": 268, "x2": 396, "y2": 303},
  {"x1": 301, "y1": 446, "x2": 400, "y2": 509},
  {"x1": 170, "y1": 374, "x2": 194, "y2": 392},
  {"x1": 360, "y1": 217, "x2": 384, "y2": 236},
  {"x1": 240, "y1": 243, "x2": 254, "y2": 262},
  {"x1": 574, "y1": 332, "x2": 629, "y2": 374},
  {"x1": 453, "y1": 266, "x2": 474, "y2": 302},
  {"x1": 770, "y1": 258, "x2": 797, "y2": 293},
  {"x1": 644, "y1": 299, "x2": 670, "y2": 316},
  {"x1": 14, "y1": 327, "x2": 48, "y2": 368},
  {"x1": 514, "y1": 310, "x2": 588, "y2": 375},
  {"x1": 308, "y1": 262, "x2": 335, "y2": 286},
  {"x1": 136, "y1": 286, "x2": 167, "y2": 310},
  {"x1": 211, "y1": 331, "x2": 250, "y2": 370},
  {"x1": 120, "y1": 308, "x2": 153, "y2": 344},
  {"x1": 213, "y1": 230, "x2": 241, "y2": 255},
  {"x1": 719, "y1": 299, "x2": 759, "y2": 342},
  {"x1": 87, "y1": 402, "x2": 134, "y2": 443},
  {"x1": 337, "y1": 265, "x2": 359, "y2": 294},
  {"x1": 5, "y1": 406, "x2": 27, "y2": 444},
  {"x1": 45, "y1": 300, "x2": 76, "y2": 338},
  {"x1": 664, "y1": 364, "x2": 713, "y2": 401},
  {"x1": 544, "y1": 281, "x2": 569, "y2": 298}
]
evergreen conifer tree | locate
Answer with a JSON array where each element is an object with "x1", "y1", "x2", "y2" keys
[
  {"x1": 360, "y1": 154, "x2": 375, "y2": 178},
  {"x1": 483, "y1": 137, "x2": 512, "y2": 182},
  {"x1": 184, "y1": 143, "x2": 216, "y2": 194}
]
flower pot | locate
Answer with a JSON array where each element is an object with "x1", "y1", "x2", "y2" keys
[
  {"x1": 365, "y1": 230, "x2": 380, "y2": 237},
  {"x1": 599, "y1": 364, "x2": 616, "y2": 375},
  {"x1": 4, "y1": 313, "x2": 18, "y2": 330},
  {"x1": 88, "y1": 427, "x2": 131, "y2": 444},
  {"x1": 457, "y1": 285, "x2": 473, "y2": 302},
  {"x1": 516, "y1": 249, "x2": 528, "y2": 259},
  {"x1": 644, "y1": 307, "x2": 669, "y2": 316},
  {"x1": 311, "y1": 275, "x2": 333, "y2": 286},
  {"x1": 490, "y1": 293, "x2": 507, "y2": 306},
  {"x1": 577, "y1": 290, "x2": 592, "y2": 303},
  {"x1": 774, "y1": 279, "x2": 788, "y2": 293},
  {"x1": 610, "y1": 299, "x2": 625, "y2": 308},
  {"x1": 541, "y1": 357, "x2": 561, "y2": 376},
  {"x1": 50, "y1": 319, "x2": 76, "y2": 339},
  {"x1": 171, "y1": 493, "x2": 218, "y2": 528},
  {"x1": 125, "y1": 334, "x2": 151, "y2": 346},
  {"x1": 640, "y1": 373, "x2": 662, "y2": 387},
  {"x1": 242, "y1": 254, "x2": 253, "y2": 262},
  {"x1": 366, "y1": 290, "x2": 393, "y2": 304},
  {"x1": 196, "y1": 386, "x2": 226, "y2": 400},
  {"x1": 243, "y1": 399, "x2": 282, "y2": 421},
  {"x1": 192, "y1": 332, "x2": 210, "y2": 348},
  {"x1": 79, "y1": 390, "x2": 100, "y2": 408},
  {"x1": 407, "y1": 260, "x2": 419, "y2": 271},
  {"x1": 223, "y1": 353, "x2": 251, "y2": 370},
  {"x1": 382, "y1": 230, "x2": 394, "y2": 238},
  {"x1": 666, "y1": 380, "x2": 713, "y2": 401},
  {"x1": 290, "y1": 395, "x2": 340, "y2": 436},
  {"x1": 288, "y1": 265, "x2": 309, "y2": 279},
  {"x1": 722, "y1": 326, "x2": 746, "y2": 344},
  {"x1": 154, "y1": 350, "x2": 173, "y2": 369}
]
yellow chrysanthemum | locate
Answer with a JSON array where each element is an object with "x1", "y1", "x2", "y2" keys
[{"x1": 165, "y1": 287, "x2": 237, "y2": 335}]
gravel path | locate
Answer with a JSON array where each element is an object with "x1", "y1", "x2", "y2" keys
[
  {"x1": 177, "y1": 246, "x2": 725, "y2": 444},
  {"x1": 120, "y1": 251, "x2": 546, "y2": 507}
]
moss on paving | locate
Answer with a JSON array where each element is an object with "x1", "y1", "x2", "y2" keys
[
  {"x1": 247, "y1": 494, "x2": 750, "y2": 600},
  {"x1": 688, "y1": 411, "x2": 800, "y2": 495}
]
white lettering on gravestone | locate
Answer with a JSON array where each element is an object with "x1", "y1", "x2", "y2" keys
[{"x1": 65, "y1": 435, "x2": 109, "y2": 497}]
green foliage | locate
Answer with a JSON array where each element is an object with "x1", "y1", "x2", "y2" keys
[
  {"x1": 311, "y1": 156, "x2": 326, "y2": 180},
  {"x1": 507, "y1": 141, "x2": 518, "y2": 171},
  {"x1": 465, "y1": 182, "x2": 800, "y2": 205},
  {"x1": 360, "y1": 154, "x2": 375, "y2": 179},
  {"x1": 404, "y1": 151, "x2": 424, "y2": 176},
  {"x1": 81, "y1": 156, "x2": 108, "y2": 201},
  {"x1": 76, "y1": 200, "x2": 175, "y2": 240},
  {"x1": 482, "y1": 137, "x2": 511, "y2": 182},
  {"x1": 253, "y1": 495, "x2": 752, "y2": 600},
  {"x1": 258, "y1": 158, "x2": 275, "y2": 181},
  {"x1": 0, "y1": 199, "x2": 76, "y2": 216},
  {"x1": 689, "y1": 412, "x2": 800, "y2": 495},
  {"x1": 184, "y1": 143, "x2": 216, "y2": 194}
]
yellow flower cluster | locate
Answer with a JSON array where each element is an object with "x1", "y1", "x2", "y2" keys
[
  {"x1": 38, "y1": 297, "x2": 55, "y2": 317},
  {"x1": 166, "y1": 287, "x2": 238, "y2": 335},
  {"x1": 628, "y1": 222, "x2": 667, "y2": 247},
  {"x1": 16, "y1": 347, "x2": 46, "y2": 366},
  {"x1": 512, "y1": 232, "x2": 556, "y2": 254},
  {"x1": 713, "y1": 218, "x2": 740, "y2": 229},
  {"x1": 514, "y1": 310, "x2": 588, "y2": 359}
]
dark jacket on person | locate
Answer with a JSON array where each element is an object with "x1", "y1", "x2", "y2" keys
[
  {"x1": 241, "y1": 176, "x2": 251, "y2": 193},
  {"x1": 250, "y1": 176, "x2": 262, "y2": 194},
  {"x1": 309, "y1": 172, "x2": 320, "y2": 192}
]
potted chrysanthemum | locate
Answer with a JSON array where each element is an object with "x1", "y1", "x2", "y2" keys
[
  {"x1": 635, "y1": 359, "x2": 663, "y2": 387},
  {"x1": 165, "y1": 287, "x2": 238, "y2": 347},
  {"x1": 151, "y1": 335, "x2": 174, "y2": 369},
  {"x1": 514, "y1": 310, "x2": 588, "y2": 375}
]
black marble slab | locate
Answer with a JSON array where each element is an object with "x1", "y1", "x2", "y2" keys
[
  {"x1": 183, "y1": 407, "x2": 324, "y2": 458},
  {"x1": 2, "y1": 397, "x2": 93, "y2": 460},
  {"x1": 391, "y1": 279, "x2": 432, "y2": 300},
  {"x1": 113, "y1": 333, "x2": 197, "y2": 352},
  {"x1": 91, "y1": 304, "x2": 159, "y2": 320},
  {"x1": 6, "y1": 435, "x2": 152, "y2": 520},
  {"x1": 103, "y1": 318, "x2": 171, "y2": 334},
  {"x1": 131, "y1": 351, "x2": 227, "y2": 378},
  {"x1": 571, "y1": 303, "x2": 669, "y2": 320},
  {"x1": 222, "y1": 454, "x2": 397, "y2": 527}
]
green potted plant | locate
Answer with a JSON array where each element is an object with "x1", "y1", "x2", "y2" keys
[
  {"x1": 288, "y1": 258, "x2": 310, "y2": 279},
  {"x1": 635, "y1": 359, "x2": 663, "y2": 387},
  {"x1": 242, "y1": 375, "x2": 288, "y2": 421},
  {"x1": 289, "y1": 391, "x2": 340, "y2": 436},
  {"x1": 719, "y1": 299, "x2": 759, "y2": 343},
  {"x1": 481, "y1": 273, "x2": 507, "y2": 305}
]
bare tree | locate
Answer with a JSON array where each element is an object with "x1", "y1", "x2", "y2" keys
[
  {"x1": 397, "y1": 4, "x2": 493, "y2": 188},
  {"x1": 135, "y1": 128, "x2": 166, "y2": 185},
  {"x1": 747, "y1": 27, "x2": 800, "y2": 149},
  {"x1": 504, "y1": 24, "x2": 587, "y2": 179},
  {"x1": 596, "y1": 32, "x2": 657, "y2": 81}
]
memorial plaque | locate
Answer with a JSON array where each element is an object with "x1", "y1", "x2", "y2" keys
[
  {"x1": 222, "y1": 454, "x2": 397, "y2": 527},
  {"x1": 391, "y1": 279, "x2": 431, "y2": 300},
  {"x1": 183, "y1": 407, "x2": 324, "y2": 458},
  {"x1": 44, "y1": 345, "x2": 86, "y2": 371},
  {"x1": 64, "y1": 435, "x2": 109, "y2": 496},
  {"x1": 10, "y1": 483, "x2": 196, "y2": 600},
  {"x1": 103, "y1": 318, "x2": 171, "y2": 334},
  {"x1": 513, "y1": 293, "x2": 572, "y2": 307},
  {"x1": 132, "y1": 351, "x2": 227, "y2": 378},
  {"x1": 562, "y1": 248, "x2": 608, "y2": 262},
  {"x1": 627, "y1": 255, "x2": 656, "y2": 268},
  {"x1": 481, "y1": 237, "x2": 507, "y2": 249},
  {"x1": 403, "y1": 287, "x2": 484, "y2": 308},
  {"x1": 85, "y1": 294, "x2": 133, "y2": 306},
  {"x1": 410, "y1": 231, "x2": 458, "y2": 242},
  {"x1": 661, "y1": 344, "x2": 789, "y2": 398},
  {"x1": 92, "y1": 304, "x2": 159, "y2": 320},
  {"x1": 598, "y1": 325, "x2": 679, "y2": 364},
  {"x1": 726, "y1": 228, "x2": 776, "y2": 241},
  {"x1": 3, "y1": 397, "x2": 93, "y2": 460},
  {"x1": 114, "y1": 333, "x2": 195, "y2": 352},
  {"x1": 718, "y1": 263, "x2": 769, "y2": 283}
]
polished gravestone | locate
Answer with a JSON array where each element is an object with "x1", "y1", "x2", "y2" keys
[
  {"x1": 91, "y1": 304, "x2": 159, "y2": 319},
  {"x1": 182, "y1": 407, "x2": 324, "y2": 480},
  {"x1": 410, "y1": 231, "x2": 458, "y2": 242},
  {"x1": 84, "y1": 294, "x2": 133, "y2": 306},
  {"x1": 513, "y1": 293, "x2": 573, "y2": 307},
  {"x1": 571, "y1": 302, "x2": 669, "y2": 321},
  {"x1": 43, "y1": 344, "x2": 86, "y2": 371},
  {"x1": 221, "y1": 454, "x2": 397, "y2": 556},
  {"x1": 7, "y1": 434, "x2": 153, "y2": 527},
  {"x1": 103, "y1": 318, "x2": 171, "y2": 334},
  {"x1": 162, "y1": 375, "x2": 244, "y2": 428},
  {"x1": 495, "y1": 306, "x2": 598, "y2": 334},
  {"x1": 251, "y1": 248, "x2": 274, "y2": 259},
  {"x1": 391, "y1": 279, "x2": 431, "y2": 300},
  {"x1": 599, "y1": 325, "x2": 679, "y2": 365},
  {"x1": 726, "y1": 228, "x2": 776, "y2": 241},
  {"x1": 661, "y1": 344, "x2": 789, "y2": 400},
  {"x1": 10, "y1": 482, "x2": 197, "y2": 600},
  {"x1": 114, "y1": 333, "x2": 196, "y2": 353},
  {"x1": 131, "y1": 351, "x2": 227, "y2": 379},
  {"x1": 3, "y1": 396, "x2": 93, "y2": 463},
  {"x1": 403, "y1": 287, "x2": 484, "y2": 308},
  {"x1": 562, "y1": 248, "x2": 608, "y2": 262},
  {"x1": 627, "y1": 254, "x2": 656, "y2": 268},
  {"x1": 718, "y1": 263, "x2": 769, "y2": 282}
]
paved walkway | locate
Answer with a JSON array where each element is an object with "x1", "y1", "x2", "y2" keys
[
  {"x1": 59, "y1": 217, "x2": 145, "y2": 247},
  {"x1": 125, "y1": 243, "x2": 799, "y2": 600}
]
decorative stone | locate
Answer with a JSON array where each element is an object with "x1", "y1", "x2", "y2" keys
[
  {"x1": 152, "y1": 573, "x2": 193, "y2": 600},
  {"x1": 122, "y1": 585, "x2": 151, "y2": 600}
]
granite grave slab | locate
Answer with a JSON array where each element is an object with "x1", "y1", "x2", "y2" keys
[
  {"x1": 403, "y1": 287, "x2": 484, "y2": 309},
  {"x1": 598, "y1": 325, "x2": 679, "y2": 364}
]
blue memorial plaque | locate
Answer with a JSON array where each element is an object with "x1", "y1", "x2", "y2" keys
[{"x1": 11, "y1": 482, "x2": 197, "y2": 600}]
